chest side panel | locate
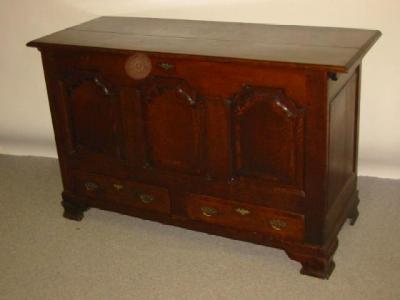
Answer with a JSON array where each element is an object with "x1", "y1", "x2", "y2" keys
[{"x1": 325, "y1": 68, "x2": 360, "y2": 239}]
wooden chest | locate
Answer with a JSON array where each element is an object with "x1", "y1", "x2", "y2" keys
[{"x1": 27, "y1": 17, "x2": 380, "y2": 279}]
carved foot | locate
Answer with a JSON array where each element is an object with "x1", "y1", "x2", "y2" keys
[
  {"x1": 348, "y1": 191, "x2": 360, "y2": 226},
  {"x1": 61, "y1": 196, "x2": 89, "y2": 221},
  {"x1": 286, "y1": 239, "x2": 338, "y2": 279},
  {"x1": 300, "y1": 256, "x2": 335, "y2": 279}
]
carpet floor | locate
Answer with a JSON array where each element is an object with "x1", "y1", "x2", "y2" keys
[{"x1": 0, "y1": 154, "x2": 399, "y2": 300}]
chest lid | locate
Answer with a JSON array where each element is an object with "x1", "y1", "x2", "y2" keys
[{"x1": 27, "y1": 16, "x2": 380, "y2": 72}]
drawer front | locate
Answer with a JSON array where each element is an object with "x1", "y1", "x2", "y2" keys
[
  {"x1": 74, "y1": 172, "x2": 170, "y2": 214},
  {"x1": 186, "y1": 194, "x2": 304, "y2": 241}
]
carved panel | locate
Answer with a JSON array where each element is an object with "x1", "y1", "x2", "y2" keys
[
  {"x1": 137, "y1": 76, "x2": 206, "y2": 174},
  {"x1": 231, "y1": 85, "x2": 305, "y2": 186},
  {"x1": 57, "y1": 69, "x2": 124, "y2": 159}
]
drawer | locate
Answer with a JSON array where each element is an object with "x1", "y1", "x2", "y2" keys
[
  {"x1": 186, "y1": 194, "x2": 304, "y2": 242},
  {"x1": 74, "y1": 172, "x2": 170, "y2": 214}
]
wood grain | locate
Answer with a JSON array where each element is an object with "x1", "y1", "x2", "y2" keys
[{"x1": 27, "y1": 16, "x2": 381, "y2": 72}]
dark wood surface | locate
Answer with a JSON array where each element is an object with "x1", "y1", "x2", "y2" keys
[
  {"x1": 27, "y1": 16, "x2": 381, "y2": 72},
  {"x1": 28, "y1": 17, "x2": 380, "y2": 279}
]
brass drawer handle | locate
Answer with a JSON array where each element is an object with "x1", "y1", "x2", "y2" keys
[
  {"x1": 113, "y1": 183, "x2": 124, "y2": 191},
  {"x1": 159, "y1": 62, "x2": 174, "y2": 70},
  {"x1": 269, "y1": 219, "x2": 287, "y2": 231},
  {"x1": 235, "y1": 207, "x2": 250, "y2": 216},
  {"x1": 201, "y1": 206, "x2": 218, "y2": 217},
  {"x1": 84, "y1": 182, "x2": 99, "y2": 191},
  {"x1": 138, "y1": 193, "x2": 154, "y2": 204}
]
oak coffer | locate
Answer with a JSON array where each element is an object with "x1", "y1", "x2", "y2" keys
[{"x1": 27, "y1": 17, "x2": 381, "y2": 279}]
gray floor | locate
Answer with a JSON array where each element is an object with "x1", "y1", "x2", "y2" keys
[{"x1": 0, "y1": 154, "x2": 399, "y2": 300}]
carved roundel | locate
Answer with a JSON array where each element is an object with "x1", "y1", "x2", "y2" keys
[{"x1": 125, "y1": 53, "x2": 152, "y2": 80}]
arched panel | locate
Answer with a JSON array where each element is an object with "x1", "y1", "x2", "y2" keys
[
  {"x1": 138, "y1": 77, "x2": 206, "y2": 175},
  {"x1": 231, "y1": 85, "x2": 305, "y2": 186},
  {"x1": 58, "y1": 69, "x2": 124, "y2": 159}
]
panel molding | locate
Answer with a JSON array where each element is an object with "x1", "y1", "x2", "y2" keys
[
  {"x1": 136, "y1": 76, "x2": 206, "y2": 175},
  {"x1": 57, "y1": 68, "x2": 124, "y2": 159},
  {"x1": 61, "y1": 68, "x2": 117, "y2": 97},
  {"x1": 230, "y1": 85, "x2": 305, "y2": 187},
  {"x1": 138, "y1": 76, "x2": 200, "y2": 106}
]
